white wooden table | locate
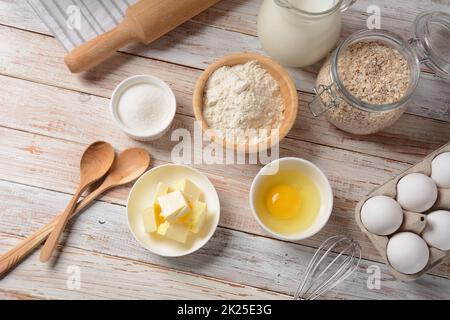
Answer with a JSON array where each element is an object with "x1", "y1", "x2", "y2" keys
[{"x1": 0, "y1": 0, "x2": 449, "y2": 300}]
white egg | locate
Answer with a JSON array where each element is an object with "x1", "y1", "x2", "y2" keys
[
  {"x1": 431, "y1": 152, "x2": 450, "y2": 188},
  {"x1": 387, "y1": 232, "x2": 429, "y2": 274},
  {"x1": 361, "y1": 196, "x2": 403, "y2": 235},
  {"x1": 396, "y1": 173, "x2": 437, "y2": 212},
  {"x1": 422, "y1": 210, "x2": 450, "y2": 251}
]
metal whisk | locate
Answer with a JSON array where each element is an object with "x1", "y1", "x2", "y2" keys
[{"x1": 294, "y1": 235, "x2": 361, "y2": 300}]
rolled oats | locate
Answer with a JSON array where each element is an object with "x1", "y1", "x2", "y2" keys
[{"x1": 317, "y1": 41, "x2": 411, "y2": 135}]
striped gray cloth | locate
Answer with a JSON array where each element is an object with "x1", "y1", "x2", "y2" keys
[{"x1": 27, "y1": 0, "x2": 136, "y2": 51}]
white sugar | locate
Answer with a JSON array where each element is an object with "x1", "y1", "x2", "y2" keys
[{"x1": 117, "y1": 83, "x2": 170, "y2": 134}]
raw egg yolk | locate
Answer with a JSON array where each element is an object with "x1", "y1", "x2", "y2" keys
[{"x1": 265, "y1": 185, "x2": 301, "y2": 219}]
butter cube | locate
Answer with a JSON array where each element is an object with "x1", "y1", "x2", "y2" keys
[
  {"x1": 188, "y1": 201, "x2": 207, "y2": 234},
  {"x1": 176, "y1": 204, "x2": 191, "y2": 219},
  {"x1": 173, "y1": 179, "x2": 203, "y2": 203},
  {"x1": 158, "y1": 190, "x2": 189, "y2": 222},
  {"x1": 157, "y1": 221, "x2": 190, "y2": 243},
  {"x1": 154, "y1": 182, "x2": 169, "y2": 206},
  {"x1": 147, "y1": 182, "x2": 169, "y2": 228},
  {"x1": 142, "y1": 207, "x2": 158, "y2": 233}
]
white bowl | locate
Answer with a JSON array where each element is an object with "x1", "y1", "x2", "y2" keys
[
  {"x1": 249, "y1": 157, "x2": 333, "y2": 241},
  {"x1": 127, "y1": 164, "x2": 220, "y2": 257},
  {"x1": 110, "y1": 75, "x2": 176, "y2": 141}
]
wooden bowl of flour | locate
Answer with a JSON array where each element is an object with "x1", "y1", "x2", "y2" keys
[{"x1": 193, "y1": 52, "x2": 298, "y2": 153}]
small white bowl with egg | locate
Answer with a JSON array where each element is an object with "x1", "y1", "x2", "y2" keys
[
  {"x1": 110, "y1": 75, "x2": 177, "y2": 141},
  {"x1": 249, "y1": 157, "x2": 333, "y2": 241},
  {"x1": 127, "y1": 164, "x2": 220, "y2": 257}
]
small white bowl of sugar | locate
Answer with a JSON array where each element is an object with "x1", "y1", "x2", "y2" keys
[{"x1": 110, "y1": 75, "x2": 177, "y2": 141}]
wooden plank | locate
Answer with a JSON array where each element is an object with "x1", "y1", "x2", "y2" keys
[
  {"x1": 0, "y1": 233, "x2": 286, "y2": 300},
  {"x1": 1, "y1": 72, "x2": 449, "y2": 165},
  {"x1": 0, "y1": 104, "x2": 449, "y2": 278},
  {"x1": 193, "y1": 0, "x2": 450, "y2": 39},
  {"x1": 0, "y1": 29, "x2": 448, "y2": 165},
  {"x1": 0, "y1": 0, "x2": 448, "y2": 298},
  {"x1": 0, "y1": 17, "x2": 448, "y2": 274},
  {"x1": 2, "y1": 0, "x2": 446, "y2": 68},
  {"x1": 0, "y1": 0, "x2": 49, "y2": 34},
  {"x1": 1, "y1": 181, "x2": 449, "y2": 299},
  {"x1": 0, "y1": 3, "x2": 448, "y2": 122},
  {"x1": 0, "y1": 288, "x2": 40, "y2": 300},
  {"x1": 4, "y1": 0, "x2": 449, "y2": 39},
  {"x1": 0, "y1": 73, "x2": 447, "y2": 268},
  {"x1": 0, "y1": 96, "x2": 408, "y2": 245}
]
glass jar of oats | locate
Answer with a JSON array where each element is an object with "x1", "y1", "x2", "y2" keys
[{"x1": 309, "y1": 12, "x2": 450, "y2": 135}]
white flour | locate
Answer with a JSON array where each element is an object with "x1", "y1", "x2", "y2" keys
[{"x1": 203, "y1": 61, "x2": 285, "y2": 144}]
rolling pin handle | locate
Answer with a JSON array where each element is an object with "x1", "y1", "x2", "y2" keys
[{"x1": 64, "y1": 21, "x2": 138, "y2": 73}]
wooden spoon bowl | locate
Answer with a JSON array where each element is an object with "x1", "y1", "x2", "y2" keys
[
  {"x1": 79, "y1": 141, "x2": 116, "y2": 183},
  {"x1": 104, "y1": 147, "x2": 151, "y2": 186},
  {"x1": 193, "y1": 52, "x2": 298, "y2": 153}
]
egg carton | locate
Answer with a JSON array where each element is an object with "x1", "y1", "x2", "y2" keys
[{"x1": 355, "y1": 142, "x2": 450, "y2": 281}]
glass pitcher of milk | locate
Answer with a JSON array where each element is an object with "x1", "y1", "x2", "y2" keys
[{"x1": 257, "y1": 0, "x2": 356, "y2": 67}]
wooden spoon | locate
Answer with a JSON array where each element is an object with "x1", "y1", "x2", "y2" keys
[
  {"x1": 40, "y1": 141, "x2": 115, "y2": 262},
  {"x1": 0, "y1": 148, "x2": 150, "y2": 276}
]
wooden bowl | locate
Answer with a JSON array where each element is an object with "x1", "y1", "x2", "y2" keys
[{"x1": 193, "y1": 52, "x2": 298, "y2": 153}]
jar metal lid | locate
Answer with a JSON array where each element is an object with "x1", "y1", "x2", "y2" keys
[{"x1": 412, "y1": 11, "x2": 450, "y2": 82}]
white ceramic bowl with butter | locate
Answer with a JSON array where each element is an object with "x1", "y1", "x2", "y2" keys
[
  {"x1": 110, "y1": 75, "x2": 177, "y2": 141},
  {"x1": 249, "y1": 157, "x2": 333, "y2": 241},
  {"x1": 127, "y1": 164, "x2": 220, "y2": 257}
]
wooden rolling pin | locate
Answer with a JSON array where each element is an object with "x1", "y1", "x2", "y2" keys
[{"x1": 64, "y1": 0, "x2": 220, "y2": 73}]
